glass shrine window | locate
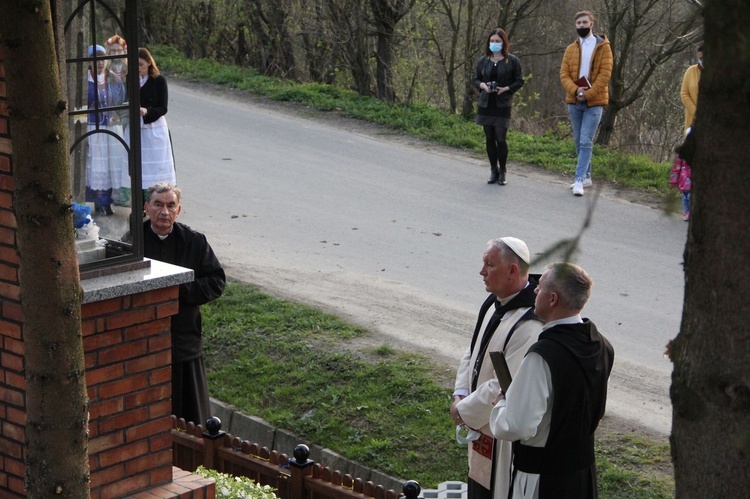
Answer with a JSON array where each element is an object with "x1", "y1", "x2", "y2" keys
[{"x1": 63, "y1": 0, "x2": 143, "y2": 269}]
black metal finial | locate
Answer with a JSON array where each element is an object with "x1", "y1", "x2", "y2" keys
[
  {"x1": 403, "y1": 480, "x2": 421, "y2": 498},
  {"x1": 293, "y1": 444, "x2": 310, "y2": 463},
  {"x1": 205, "y1": 416, "x2": 222, "y2": 435}
]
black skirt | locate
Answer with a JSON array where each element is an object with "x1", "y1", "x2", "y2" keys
[{"x1": 476, "y1": 99, "x2": 511, "y2": 127}]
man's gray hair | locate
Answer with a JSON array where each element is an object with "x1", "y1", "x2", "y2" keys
[
  {"x1": 487, "y1": 238, "x2": 530, "y2": 275},
  {"x1": 544, "y1": 262, "x2": 592, "y2": 311},
  {"x1": 146, "y1": 182, "x2": 182, "y2": 204}
]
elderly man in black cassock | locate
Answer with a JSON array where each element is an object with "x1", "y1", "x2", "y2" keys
[{"x1": 143, "y1": 182, "x2": 225, "y2": 426}]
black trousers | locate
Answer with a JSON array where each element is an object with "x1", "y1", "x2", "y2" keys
[
  {"x1": 468, "y1": 477, "x2": 493, "y2": 499},
  {"x1": 172, "y1": 356, "x2": 211, "y2": 426}
]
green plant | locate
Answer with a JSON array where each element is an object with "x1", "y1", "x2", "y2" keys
[{"x1": 194, "y1": 466, "x2": 278, "y2": 498}]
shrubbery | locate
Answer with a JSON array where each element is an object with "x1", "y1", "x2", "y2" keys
[{"x1": 195, "y1": 466, "x2": 278, "y2": 499}]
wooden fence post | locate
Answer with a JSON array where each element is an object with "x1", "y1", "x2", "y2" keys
[
  {"x1": 202, "y1": 416, "x2": 226, "y2": 470},
  {"x1": 287, "y1": 444, "x2": 314, "y2": 498}
]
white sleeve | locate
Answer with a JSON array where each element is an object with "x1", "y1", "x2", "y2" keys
[
  {"x1": 490, "y1": 352, "x2": 552, "y2": 442},
  {"x1": 454, "y1": 346, "x2": 473, "y2": 395},
  {"x1": 458, "y1": 375, "x2": 501, "y2": 430}
]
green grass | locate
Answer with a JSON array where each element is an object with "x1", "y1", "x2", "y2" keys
[
  {"x1": 596, "y1": 434, "x2": 675, "y2": 498},
  {"x1": 203, "y1": 282, "x2": 674, "y2": 496},
  {"x1": 151, "y1": 45, "x2": 673, "y2": 196}
]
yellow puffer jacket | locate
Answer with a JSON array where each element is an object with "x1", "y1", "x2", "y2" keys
[
  {"x1": 560, "y1": 34, "x2": 613, "y2": 107},
  {"x1": 680, "y1": 64, "x2": 701, "y2": 133}
]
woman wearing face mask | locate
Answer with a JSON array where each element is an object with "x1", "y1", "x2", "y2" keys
[
  {"x1": 138, "y1": 47, "x2": 176, "y2": 194},
  {"x1": 474, "y1": 28, "x2": 524, "y2": 185}
]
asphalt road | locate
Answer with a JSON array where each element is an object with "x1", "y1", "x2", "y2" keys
[{"x1": 167, "y1": 81, "x2": 686, "y2": 436}]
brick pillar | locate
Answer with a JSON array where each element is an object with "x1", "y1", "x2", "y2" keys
[
  {"x1": 83, "y1": 288, "x2": 177, "y2": 498},
  {"x1": 0, "y1": 47, "x2": 213, "y2": 499}
]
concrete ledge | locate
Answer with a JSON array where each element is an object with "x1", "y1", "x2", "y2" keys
[
  {"x1": 208, "y1": 398, "x2": 234, "y2": 431},
  {"x1": 230, "y1": 413, "x2": 276, "y2": 450},
  {"x1": 81, "y1": 258, "x2": 192, "y2": 303}
]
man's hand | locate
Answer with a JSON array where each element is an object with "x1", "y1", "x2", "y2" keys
[
  {"x1": 450, "y1": 395, "x2": 465, "y2": 426},
  {"x1": 576, "y1": 88, "x2": 587, "y2": 102},
  {"x1": 492, "y1": 390, "x2": 505, "y2": 406}
]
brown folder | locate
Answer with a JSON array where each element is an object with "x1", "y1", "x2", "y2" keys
[{"x1": 575, "y1": 76, "x2": 591, "y2": 89}]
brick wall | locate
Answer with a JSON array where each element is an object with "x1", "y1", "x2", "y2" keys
[
  {"x1": 0, "y1": 46, "x2": 213, "y2": 499},
  {"x1": 0, "y1": 39, "x2": 24, "y2": 498},
  {"x1": 84, "y1": 288, "x2": 177, "y2": 498}
]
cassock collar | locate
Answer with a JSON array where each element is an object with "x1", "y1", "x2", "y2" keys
[
  {"x1": 150, "y1": 223, "x2": 174, "y2": 241},
  {"x1": 542, "y1": 314, "x2": 583, "y2": 331}
]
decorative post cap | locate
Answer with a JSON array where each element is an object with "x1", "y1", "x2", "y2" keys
[
  {"x1": 289, "y1": 443, "x2": 314, "y2": 468},
  {"x1": 203, "y1": 416, "x2": 225, "y2": 439},
  {"x1": 403, "y1": 480, "x2": 421, "y2": 498}
]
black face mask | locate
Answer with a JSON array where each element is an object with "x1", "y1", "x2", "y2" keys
[{"x1": 577, "y1": 27, "x2": 591, "y2": 38}]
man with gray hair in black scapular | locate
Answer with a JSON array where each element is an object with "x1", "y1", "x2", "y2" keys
[{"x1": 490, "y1": 262, "x2": 615, "y2": 499}]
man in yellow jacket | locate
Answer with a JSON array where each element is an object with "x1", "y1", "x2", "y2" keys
[
  {"x1": 680, "y1": 45, "x2": 703, "y2": 135},
  {"x1": 560, "y1": 10, "x2": 613, "y2": 197}
]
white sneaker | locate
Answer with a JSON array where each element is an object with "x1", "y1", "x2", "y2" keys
[
  {"x1": 572, "y1": 180, "x2": 584, "y2": 196},
  {"x1": 569, "y1": 178, "x2": 593, "y2": 189}
]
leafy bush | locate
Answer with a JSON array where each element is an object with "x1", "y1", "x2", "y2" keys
[{"x1": 194, "y1": 466, "x2": 278, "y2": 499}]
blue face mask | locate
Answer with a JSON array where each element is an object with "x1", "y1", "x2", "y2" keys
[{"x1": 489, "y1": 42, "x2": 503, "y2": 53}]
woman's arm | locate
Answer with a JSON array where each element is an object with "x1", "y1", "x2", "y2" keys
[{"x1": 142, "y1": 75, "x2": 169, "y2": 124}]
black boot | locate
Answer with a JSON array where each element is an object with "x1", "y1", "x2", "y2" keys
[
  {"x1": 498, "y1": 165, "x2": 507, "y2": 185},
  {"x1": 487, "y1": 166, "x2": 499, "y2": 184}
]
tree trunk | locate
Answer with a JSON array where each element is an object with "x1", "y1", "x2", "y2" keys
[
  {"x1": 369, "y1": 0, "x2": 415, "y2": 104},
  {"x1": 0, "y1": 1, "x2": 90, "y2": 497},
  {"x1": 460, "y1": 0, "x2": 476, "y2": 118},
  {"x1": 246, "y1": 0, "x2": 296, "y2": 78},
  {"x1": 299, "y1": 0, "x2": 334, "y2": 84},
  {"x1": 596, "y1": 100, "x2": 622, "y2": 146},
  {"x1": 326, "y1": 0, "x2": 372, "y2": 96},
  {"x1": 374, "y1": 26, "x2": 397, "y2": 103},
  {"x1": 670, "y1": 1, "x2": 750, "y2": 496}
]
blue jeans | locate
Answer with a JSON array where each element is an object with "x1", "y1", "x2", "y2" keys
[
  {"x1": 682, "y1": 191, "x2": 691, "y2": 215},
  {"x1": 568, "y1": 103, "x2": 603, "y2": 182}
]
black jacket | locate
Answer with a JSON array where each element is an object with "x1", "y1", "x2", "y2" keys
[
  {"x1": 473, "y1": 54, "x2": 524, "y2": 109},
  {"x1": 143, "y1": 221, "x2": 226, "y2": 362},
  {"x1": 140, "y1": 75, "x2": 169, "y2": 124}
]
